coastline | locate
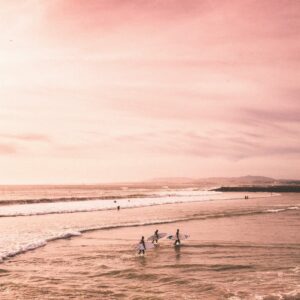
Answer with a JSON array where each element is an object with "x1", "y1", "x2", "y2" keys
[
  {"x1": 0, "y1": 193, "x2": 299, "y2": 299},
  {"x1": 0, "y1": 192, "x2": 297, "y2": 263}
]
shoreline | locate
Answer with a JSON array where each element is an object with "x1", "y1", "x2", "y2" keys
[
  {"x1": 0, "y1": 193, "x2": 297, "y2": 265},
  {"x1": 1, "y1": 193, "x2": 299, "y2": 299}
]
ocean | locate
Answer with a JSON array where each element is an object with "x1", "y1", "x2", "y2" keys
[{"x1": 0, "y1": 186, "x2": 299, "y2": 299}]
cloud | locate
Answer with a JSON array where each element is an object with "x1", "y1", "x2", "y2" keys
[
  {"x1": 106, "y1": 128, "x2": 300, "y2": 161},
  {"x1": 0, "y1": 143, "x2": 17, "y2": 155},
  {"x1": 0, "y1": 133, "x2": 51, "y2": 142},
  {"x1": 242, "y1": 108, "x2": 300, "y2": 123},
  {"x1": 0, "y1": 0, "x2": 299, "y2": 182}
]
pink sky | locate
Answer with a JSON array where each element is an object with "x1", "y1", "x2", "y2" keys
[{"x1": 0, "y1": 0, "x2": 299, "y2": 184}]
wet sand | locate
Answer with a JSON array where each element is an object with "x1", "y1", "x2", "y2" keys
[{"x1": 1, "y1": 193, "x2": 299, "y2": 299}]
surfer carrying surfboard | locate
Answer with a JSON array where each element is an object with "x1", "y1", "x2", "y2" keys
[
  {"x1": 167, "y1": 230, "x2": 188, "y2": 245},
  {"x1": 147, "y1": 231, "x2": 167, "y2": 244},
  {"x1": 138, "y1": 236, "x2": 146, "y2": 255},
  {"x1": 174, "y1": 229, "x2": 181, "y2": 246},
  {"x1": 152, "y1": 229, "x2": 159, "y2": 244}
]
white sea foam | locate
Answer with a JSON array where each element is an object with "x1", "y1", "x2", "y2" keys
[
  {"x1": 265, "y1": 208, "x2": 286, "y2": 213},
  {"x1": 255, "y1": 289, "x2": 300, "y2": 300},
  {"x1": 0, "y1": 191, "x2": 221, "y2": 217},
  {"x1": 0, "y1": 191, "x2": 283, "y2": 264},
  {"x1": 0, "y1": 218, "x2": 190, "y2": 263},
  {"x1": 292, "y1": 266, "x2": 300, "y2": 274},
  {"x1": 0, "y1": 203, "x2": 294, "y2": 264},
  {"x1": 0, "y1": 191, "x2": 275, "y2": 217},
  {"x1": 266, "y1": 206, "x2": 299, "y2": 213},
  {"x1": 287, "y1": 206, "x2": 299, "y2": 210},
  {"x1": 1, "y1": 240, "x2": 47, "y2": 261},
  {"x1": 0, "y1": 230, "x2": 83, "y2": 262}
]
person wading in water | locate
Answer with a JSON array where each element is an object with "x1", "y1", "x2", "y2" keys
[
  {"x1": 138, "y1": 236, "x2": 146, "y2": 255},
  {"x1": 152, "y1": 229, "x2": 159, "y2": 244},
  {"x1": 174, "y1": 229, "x2": 181, "y2": 246}
]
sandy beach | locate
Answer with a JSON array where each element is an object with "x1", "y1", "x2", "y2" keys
[{"x1": 1, "y1": 193, "x2": 299, "y2": 299}]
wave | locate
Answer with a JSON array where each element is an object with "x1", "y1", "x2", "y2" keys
[
  {"x1": 229, "y1": 290, "x2": 300, "y2": 300},
  {"x1": 189, "y1": 206, "x2": 300, "y2": 222},
  {"x1": 265, "y1": 206, "x2": 299, "y2": 213},
  {"x1": 0, "y1": 192, "x2": 276, "y2": 218},
  {"x1": 0, "y1": 190, "x2": 219, "y2": 206},
  {"x1": 1, "y1": 205, "x2": 298, "y2": 263},
  {"x1": 0, "y1": 218, "x2": 186, "y2": 263},
  {"x1": 0, "y1": 193, "x2": 158, "y2": 206},
  {"x1": 255, "y1": 289, "x2": 300, "y2": 300},
  {"x1": 0, "y1": 231, "x2": 81, "y2": 263}
]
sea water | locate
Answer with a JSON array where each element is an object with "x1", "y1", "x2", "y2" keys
[{"x1": 0, "y1": 186, "x2": 299, "y2": 299}]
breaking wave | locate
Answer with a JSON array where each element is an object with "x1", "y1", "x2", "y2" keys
[
  {"x1": 1, "y1": 204, "x2": 298, "y2": 263},
  {"x1": 0, "y1": 192, "x2": 277, "y2": 217}
]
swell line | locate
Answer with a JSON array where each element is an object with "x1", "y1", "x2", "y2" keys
[
  {"x1": 0, "y1": 193, "x2": 157, "y2": 206},
  {"x1": 1, "y1": 205, "x2": 298, "y2": 263},
  {"x1": 0, "y1": 194, "x2": 278, "y2": 218}
]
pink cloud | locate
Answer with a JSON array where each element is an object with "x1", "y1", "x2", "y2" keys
[
  {"x1": 0, "y1": 133, "x2": 50, "y2": 142},
  {"x1": 0, "y1": 144, "x2": 17, "y2": 155},
  {"x1": 0, "y1": 0, "x2": 299, "y2": 183}
]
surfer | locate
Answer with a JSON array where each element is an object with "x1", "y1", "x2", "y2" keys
[
  {"x1": 152, "y1": 229, "x2": 159, "y2": 244},
  {"x1": 138, "y1": 236, "x2": 146, "y2": 255},
  {"x1": 174, "y1": 229, "x2": 180, "y2": 246}
]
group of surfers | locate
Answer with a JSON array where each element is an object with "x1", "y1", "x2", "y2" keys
[{"x1": 138, "y1": 229, "x2": 181, "y2": 255}]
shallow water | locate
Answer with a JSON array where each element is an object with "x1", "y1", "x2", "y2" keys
[
  {"x1": 0, "y1": 192, "x2": 299, "y2": 299},
  {"x1": 0, "y1": 190, "x2": 223, "y2": 216},
  {"x1": 0, "y1": 190, "x2": 270, "y2": 262}
]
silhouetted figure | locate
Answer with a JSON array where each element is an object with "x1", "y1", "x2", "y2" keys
[
  {"x1": 174, "y1": 229, "x2": 181, "y2": 246},
  {"x1": 117, "y1": 205, "x2": 120, "y2": 211},
  {"x1": 152, "y1": 229, "x2": 159, "y2": 244},
  {"x1": 138, "y1": 236, "x2": 146, "y2": 255}
]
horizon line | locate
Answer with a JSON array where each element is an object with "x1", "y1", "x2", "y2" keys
[{"x1": 0, "y1": 175, "x2": 299, "y2": 186}]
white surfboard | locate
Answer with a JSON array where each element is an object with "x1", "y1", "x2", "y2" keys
[
  {"x1": 135, "y1": 242, "x2": 155, "y2": 251},
  {"x1": 147, "y1": 232, "x2": 167, "y2": 241},
  {"x1": 167, "y1": 234, "x2": 189, "y2": 240}
]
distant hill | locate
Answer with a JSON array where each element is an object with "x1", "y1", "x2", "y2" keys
[
  {"x1": 149, "y1": 177, "x2": 195, "y2": 183},
  {"x1": 103, "y1": 176, "x2": 299, "y2": 189}
]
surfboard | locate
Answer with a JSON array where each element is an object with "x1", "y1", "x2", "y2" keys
[
  {"x1": 147, "y1": 232, "x2": 167, "y2": 241},
  {"x1": 167, "y1": 234, "x2": 189, "y2": 240},
  {"x1": 135, "y1": 242, "x2": 155, "y2": 251}
]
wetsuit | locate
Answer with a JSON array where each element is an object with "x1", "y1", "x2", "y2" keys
[
  {"x1": 174, "y1": 231, "x2": 180, "y2": 245},
  {"x1": 153, "y1": 230, "x2": 159, "y2": 243},
  {"x1": 139, "y1": 238, "x2": 146, "y2": 255}
]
